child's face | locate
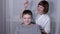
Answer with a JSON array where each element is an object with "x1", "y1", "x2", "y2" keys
[
  {"x1": 22, "y1": 14, "x2": 32, "y2": 25},
  {"x1": 37, "y1": 5, "x2": 44, "y2": 14}
]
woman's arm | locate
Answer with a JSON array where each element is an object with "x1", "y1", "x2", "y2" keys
[
  {"x1": 44, "y1": 19, "x2": 50, "y2": 34},
  {"x1": 20, "y1": 0, "x2": 28, "y2": 18},
  {"x1": 43, "y1": 17, "x2": 50, "y2": 34}
]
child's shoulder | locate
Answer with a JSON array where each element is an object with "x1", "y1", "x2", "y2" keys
[{"x1": 31, "y1": 24, "x2": 41, "y2": 28}]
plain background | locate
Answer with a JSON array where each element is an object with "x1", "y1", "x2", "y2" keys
[{"x1": 0, "y1": 0, "x2": 60, "y2": 34}]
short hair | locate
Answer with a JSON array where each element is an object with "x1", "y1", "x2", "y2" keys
[
  {"x1": 38, "y1": 0, "x2": 49, "y2": 14},
  {"x1": 22, "y1": 10, "x2": 32, "y2": 17}
]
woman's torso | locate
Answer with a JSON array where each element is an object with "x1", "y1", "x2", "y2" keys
[{"x1": 35, "y1": 14, "x2": 50, "y2": 28}]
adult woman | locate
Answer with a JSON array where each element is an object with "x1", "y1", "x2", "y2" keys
[{"x1": 35, "y1": 1, "x2": 50, "y2": 34}]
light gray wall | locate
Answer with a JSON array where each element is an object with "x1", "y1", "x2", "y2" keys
[
  {"x1": 0, "y1": 0, "x2": 3, "y2": 34},
  {"x1": 5, "y1": 0, "x2": 60, "y2": 34},
  {"x1": 55, "y1": 0, "x2": 60, "y2": 34},
  {"x1": 47, "y1": 0, "x2": 57, "y2": 34},
  {"x1": 0, "y1": 0, "x2": 6, "y2": 34}
]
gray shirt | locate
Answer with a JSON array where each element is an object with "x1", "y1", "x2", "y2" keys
[{"x1": 14, "y1": 23, "x2": 41, "y2": 34}]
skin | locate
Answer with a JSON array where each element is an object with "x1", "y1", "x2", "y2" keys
[
  {"x1": 20, "y1": 0, "x2": 28, "y2": 19},
  {"x1": 22, "y1": 14, "x2": 32, "y2": 25},
  {"x1": 24, "y1": 0, "x2": 28, "y2": 9},
  {"x1": 37, "y1": 5, "x2": 44, "y2": 15}
]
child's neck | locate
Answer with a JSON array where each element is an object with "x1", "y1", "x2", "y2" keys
[{"x1": 24, "y1": 23, "x2": 31, "y2": 26}]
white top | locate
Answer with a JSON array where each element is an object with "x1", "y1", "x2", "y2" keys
[{"x1": 35, "y1": 14, "x2": 50, "y2": 33}]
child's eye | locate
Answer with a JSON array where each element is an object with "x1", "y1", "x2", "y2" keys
[
  {"x1": 23, "y1": 17, "x2": 31, "y2": 19},
  {"x1": 23, "y1": 18, "x2": 26, "y2": 19},
  {"x1": 28, "y1": 17, "x2": 31, "y2": 19}
]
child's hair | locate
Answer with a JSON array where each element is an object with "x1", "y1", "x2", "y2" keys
[
  {"x1": 22, "y1": 10, "x2": 32, "y2": 17},
  {"x1": 38, "y1": 0, "x2": 49, "y2": 14}
]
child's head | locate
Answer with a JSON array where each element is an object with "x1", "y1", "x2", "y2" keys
[
  {"x1": 22, "y1": 10, "x2": 32, "y2": 25},
  {"x1": 37, "y1": 0, "x2": 49, "y2": 14}
]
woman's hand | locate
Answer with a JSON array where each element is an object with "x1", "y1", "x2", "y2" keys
[
  {"x1": 24, "y1": 0, "x2": 28, "y2": 9},
  {"x1": 20, "y1": 0, "x2": 28, "y2": 19},
  {"x1": 41, "y1": 30, "x2": 47, "y2": 34}
]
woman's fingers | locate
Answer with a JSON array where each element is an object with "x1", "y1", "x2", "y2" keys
[{"x1": 24, "y1": 0, "x2": 28, "y2": 9}]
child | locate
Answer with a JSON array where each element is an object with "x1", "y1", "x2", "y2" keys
[{"x1": 14, "y1": 10, "x2": 41, "y2": 34}]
